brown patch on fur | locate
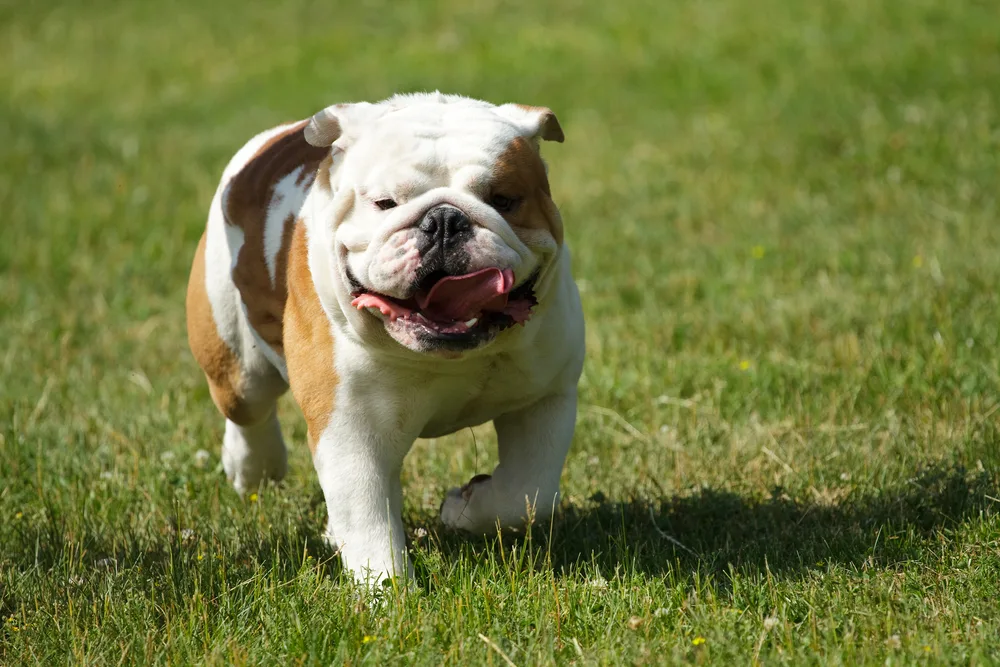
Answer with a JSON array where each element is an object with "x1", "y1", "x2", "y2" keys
[
  {"x1": 186, "y1": 233, "x2": 259, "y2": 425},
  {"x1": 284, "y1": 221, "x2": 337, "y2": 453},
  {"x1": 490, "y1": 137, "x2": 563, "y2": 244},
  {"x1": 295, "y1": 165, "x2": 318, "y2": 187},
  {"x1": 224, "y1": 121, "x2": 328, "y2": 354}
]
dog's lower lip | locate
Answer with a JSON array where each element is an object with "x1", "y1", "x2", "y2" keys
[{"x1": 410, "y1": 312, "x2": 484, "y2": 336}]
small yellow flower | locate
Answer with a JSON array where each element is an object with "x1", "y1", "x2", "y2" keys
[
  {"x1": 362, "y1": 635, "x2": 376, "y2": 644},
  {"x1": 692, "y1": 636, "x2": 706, "y2": 646},
  {"x1": 912, "y1": 255, "x2": 923, "y2": 268},
  {"x1": 11, "y1": 626, "x2": 18, "y2": 632},
  {"x1": 738, "y1": 360, "x2": 751, "y2": 371},
  {"x1": 751, "y1": 245, "x2": 765, "y2": 259},
  {"x1": 197, "y1": 554, "x2": 204, "y2": 561},
  {"x1": 923, "y1": 646, "x2": 931, "y2": 653},
  {"x1": 249, "y1": 493, "x2": 258, "y2": 503},
  {"x1": 14, "y1": 512, "x2": 22, "y2": 520}
]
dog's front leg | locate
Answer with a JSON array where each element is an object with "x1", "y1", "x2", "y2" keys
[
  {"x1": 313, "y1": 414, "x2": 414, "y2": 586},
  {"x1": 440, "y1": 390, "x2": 577, "y2": 534}
]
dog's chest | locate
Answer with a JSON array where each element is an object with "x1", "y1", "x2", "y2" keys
[{"x1": 415, "y1": 354, "x2": 551, "y2": 437}]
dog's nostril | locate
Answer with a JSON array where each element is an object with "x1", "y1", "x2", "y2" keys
[
  {"x1": 442, "y1": 208, "x2": 471, "y2": 237},
  {"x1": 418, "y1": 217, "x2": 438, "y2": 235}
]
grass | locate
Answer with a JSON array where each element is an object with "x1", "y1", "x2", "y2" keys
[{"x1": 2, "y1": 0, "x2": 1000, "y2": 663}]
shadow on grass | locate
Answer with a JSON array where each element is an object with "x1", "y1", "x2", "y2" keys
[
  {"x1": 422, "y1": 461, "x2": 998, "y2": 582},
  {"x1": 4, "y1": 462, "x2": 994, "y2": 604}
]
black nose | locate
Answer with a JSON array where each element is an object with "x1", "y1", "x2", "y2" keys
[{"x1": 418, "y1": 205, "x2": 472, "y2": 249}]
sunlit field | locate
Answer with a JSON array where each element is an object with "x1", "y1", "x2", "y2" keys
[{"x1": 2, "y1": 0, "x2": 999, "y2": 663}]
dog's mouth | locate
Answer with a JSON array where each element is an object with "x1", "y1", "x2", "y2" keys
[{"x1": 350, "y1": 267, "x2": 538, "y2": 340}]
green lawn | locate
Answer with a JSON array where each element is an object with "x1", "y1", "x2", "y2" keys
[{"x1": 3, "y1": 0, "x2": 1000, "y2": 663}]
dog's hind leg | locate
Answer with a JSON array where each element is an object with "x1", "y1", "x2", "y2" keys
[{"x1": 186, "y1": 231, "x2": 289, "y2": 494}]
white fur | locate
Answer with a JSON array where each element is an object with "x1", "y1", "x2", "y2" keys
[
  {"x1": 200, "y1": 95, "x2": 584, "y2": 585},
  {"x1": 221, "y1": 411, "x2": 287, "y2": 494}
]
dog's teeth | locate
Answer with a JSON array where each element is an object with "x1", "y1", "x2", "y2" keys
[{"x1": 464, "y1": 318, "x2": 478, "y2": 327}]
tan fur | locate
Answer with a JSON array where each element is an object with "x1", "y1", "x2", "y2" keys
[
  {"x1": 223, "y1": 121, "x2": 328, "y2": 354},
  {"x1": 490, "y1": 137, "x2": 564, "y2": 244},
  {"x1": 284, "y1": 221, "x2": 337, "y2": 452},
  {"x1": 314, "y1": 154, "x2": 333, "y2": 194},
  {"x1": 185, "y1": 233, "x2": 260, "y2": 425}
]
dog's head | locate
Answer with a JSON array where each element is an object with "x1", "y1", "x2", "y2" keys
[{"x1": 305, "y1": 93, "x2": 565, "y2": 355}]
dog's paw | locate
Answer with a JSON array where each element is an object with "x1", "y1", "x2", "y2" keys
[
  {"x1": 222, "y1": 447, "x2": 287, "y2": 495},
  {"x1": 323, "y1": 528, "x2": 414, "y2": 590},
  {"x1": 439, "y1": 474, "x2": 494, "y2": 532},
  {"x1": 221, "y1": 421, "x2": 287, "y2": 495}
]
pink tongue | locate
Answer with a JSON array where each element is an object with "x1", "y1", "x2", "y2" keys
[{"x1": 416, "y1": 268, "x2": 515, "y2": 321}]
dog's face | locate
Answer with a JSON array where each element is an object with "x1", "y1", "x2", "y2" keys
[{"x1": 305, "y1": 95, "x2": 565, "y2": 354}]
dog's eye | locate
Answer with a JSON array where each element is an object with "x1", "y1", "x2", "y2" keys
[
  {"x1": 374, "y1": 198, "x2": 398, "y2": 211},
  {"x1": 489, "y1": 194, "x2": 521, "y2": 214}
]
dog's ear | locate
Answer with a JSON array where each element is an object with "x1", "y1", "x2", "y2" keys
[
  {"x1": 304, "y1": 102, "x2": 384, "y2": 148},
  {"x1": 495, "y1": 103, "x2": 565, "y2": 143},
  {"x1": 303, "y1": 106, "x2": 343, "y2": 147}
]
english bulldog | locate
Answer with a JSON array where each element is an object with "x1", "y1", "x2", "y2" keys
[{"x1": 186, "y1": 93, "x2": 584, "y2": 583}]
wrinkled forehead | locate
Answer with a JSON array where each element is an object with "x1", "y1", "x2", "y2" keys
[{"x1": 344, "y1": 106, "x2": 530, "y2": 192}]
